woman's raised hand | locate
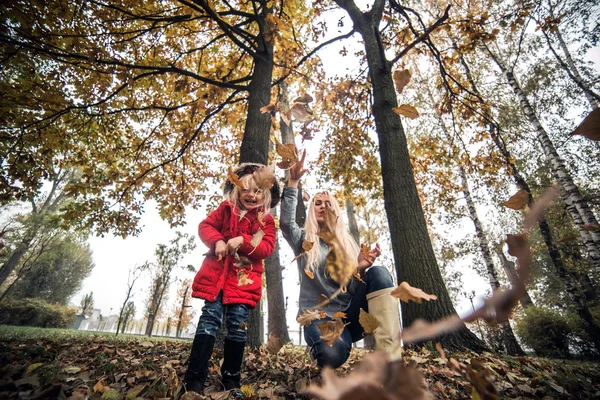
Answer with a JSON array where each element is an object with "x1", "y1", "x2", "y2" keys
[
  {"x1": 288, "y1": 148, "x2": 308, "y2": 187},
  {"x1": 358, "y1": 243, "x2": 381, "y2": 270}
]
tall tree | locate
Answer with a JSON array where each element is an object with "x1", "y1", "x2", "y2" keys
[
  {"x1": 174, "y1": 279, "x2": 195, "y2": 338},
  {"x1": 80, "y1": 291, "x2": 94, "y2": 317},
  {"x1": 144, "y1": 232, "x2": 195, "y2": 337},
  {"x1": 116, "y1": 262, "x2": 149, "y2": 336},
  {"x1": 121, "y1": 301, "x2": 136, "y2": 334}
]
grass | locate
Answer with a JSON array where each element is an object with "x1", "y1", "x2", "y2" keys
[{"x1": 0, "y1": 324, "x2": 190, "y2": 343}]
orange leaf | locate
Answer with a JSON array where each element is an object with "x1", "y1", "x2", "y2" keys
[
  {"x1": 317, "y1": 319, "x2": 346, "y2": 346},
  {"x1": 392, "y1": 104, "x2": 419, "y2": 119},
  {"x1": 393, "y1": 69, "x2": 411, "y2": 94},
  {"x1": 391, "y1": 282, "x2": 437, "y2": 303},
  {"x1": 360, "y1": 243, "x2": 370, "y2": 258},
  {"x1": 260, "y1": 103, "x2": 277, "y2": 114},
  {"x1": 571, "y1": 108, "x2": 600, "y2": 141},
  {"x1": 274, "y1": 139, "x2": 298, "y2": 162},
  {"x1": 227, "y1": 167, "x2": 245, "y2": 189},
  {"x1": 501, "y1": 189, "x2": 529, "y2": 210},
  {"x1": 332, "y1": 311, "x2": 346, "y2": 319},
  {"x1": 304, "y1": 268, "x2": 314, "y2": 279}
]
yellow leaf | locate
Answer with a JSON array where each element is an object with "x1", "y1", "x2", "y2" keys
[
  {"x1": 501, "y1": 189, "x2": 529, "y2": 210},
  {"x1": 302, "y1": 240, "x2": 314, "y2": 251},
  {"x1": 317, "y1": 319, "x2": 346, "y2": 346},
  {"x1": 93, "y1": 379, "x2": 105, "y2": 393},
  {"x1": 391, "y1": 282, "x2": 437, "y2": 303},
  {"x1": 392, "y1": 104, "x2": 420, "y2": 119},
  {"x1": 571, "y1": 108, "x2": 600, "y2": 142},
  {"x1": 274, "y1": 139, "x2": 298, "y2": 162},
  {"x1": 25, "y1": 363, "x2": 43, "y2": 375},
  {"x1": 358, "y1": 308, "x2": 379, "y2": 334},
  {"x1": 393, "y1": 69, "x2": 411, "y2": 94},
  {"x1": 237, "y1": 270, "x2": 254, "y2": 286},
  {"x1": 227, "y1": 166, "x2": 245, "y2": 189}
]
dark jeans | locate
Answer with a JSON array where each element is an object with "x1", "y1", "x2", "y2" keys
[
  {"x1": 303, "y1": 266, "x2": 394, "y2": 368},
  {"x1": 195, "y1": 291, "x2": 249, "y2": 342}
]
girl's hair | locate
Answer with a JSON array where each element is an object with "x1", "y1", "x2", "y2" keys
[
  {"x1": 224, "y1": 174, "x2": 272, "y2": 214},
  {"x1": 304, "y1": 191, "x2": 359, "y2": 272}
]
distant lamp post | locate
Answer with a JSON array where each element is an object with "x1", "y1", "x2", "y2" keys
[{"x1": 466, "y1": 290, "x2": 485, "y2": 341}]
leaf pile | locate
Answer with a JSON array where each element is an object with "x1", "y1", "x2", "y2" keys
[{"x1": 1, "y1": 330, "x2": 598, "y2": 399}]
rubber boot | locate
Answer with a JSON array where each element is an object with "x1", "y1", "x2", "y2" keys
[
  {"x1": 221, "y1": 338, "x2": 245, "y2": 391},
  {"x1": 181, "y1": 334, "x2": 216, "y2": 395},
  {"x1": 367, "y1": 287, "x2": 402, "y2": 360}
]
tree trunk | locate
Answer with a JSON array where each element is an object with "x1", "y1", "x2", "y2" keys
[
  {"x1": 247, "y1": 300, "x2": 264, "y2": 348},
  {"x1": 265, "y1": 208, "x2": 290, "y2": 342},
  {"x1": 176, "y1": 286, "x2": 190, "y2": 338},
  {"x1": 145, "y1": 314, "x2": 156, "y2": 337},
  {"x1": 0, "y1": 233, "x2": 34, "y2": 287},
  {"x1": 335, "y1": 0, "x2": 485, "y2": 351},
  {"x1": 459, "y1": 166, "x2": 524, "y2": 355},
  {"x1": 488, "y1": 49, "x2": 600, "y2": 271}
]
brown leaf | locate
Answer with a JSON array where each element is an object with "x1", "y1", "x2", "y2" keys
[
  {"x1": 317, "y1": 319, "x2": 346, "y2": 346},
  {"x1": 93, "y1": 379, "x2": 105, "y2": 393},
  {"x1": 290, "y1": 102, "x2": 314, "y2": 123},
  {"x1": 324, "y1": 238, "x2": 355, "y2": 287},
  {"x1": 500, "y1": 189, "x2": 529, "y2": 210},
  {"x1": 227, "y1": 166, "x2": 245, "y2": 189},
  {"x1": 305, "y1": 352, "x2": 431, "y2": 400},
  {"x1": 297, "y1": 309, "x2": 323, "y2": 327},
  {"x1": 523, "y1": 186, "x2": 558, "y2": 231},
  {"x1": 391, "y1": 282, "x2": 437, "y2": 303},
  {"x1": 251, "y1": 164, "x2": 275, "y2": 190},
  {"x1": 583, "y1": 224, "x2": 600, "y2": 231},
  {"x1": 237, "y1": 270, "x2": 254, "y2": 286},
  {"x1": 304, "y1": 268, "x2": 314, "y2": 279},
  {"x1": 275, "y1": 139, "x2": 299, "y2": 163},
  {"x1": 239, "y1": 321, "x2": 247, "y2": 330},
  {"x1": 393, "y1": 69, "x2": 412, "y2": 94},
  {"x1": 260, "y1": 103, "x2": 278, "y2": 114},
  {"x1": 266, "y1": 332, "x2": 284, "y2": 355},
  {"x1": 358, "y1": 308, "x2": 379, "y2": 334},
  {"x1": 293, "y1": 93, "x2": 314, "y2": 104},
  {"x1": 571, "y1": 107, "x2": 600, "y2": 141},
  {"x1": 392, "y1": 104, "x2": 420, "y2": 119},
  {"x1": 302, "y1": 240, "x2": 314, "y2": 252},
  {"x1": 401, "y1": 316, "x2": 464, "y2": 344}
]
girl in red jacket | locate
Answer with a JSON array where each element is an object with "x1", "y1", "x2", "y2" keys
[{"x1": 182, "y1": 163, "x2": 280, "y2": 396}]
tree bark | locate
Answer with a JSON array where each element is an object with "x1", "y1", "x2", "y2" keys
[
  {"x1": 176, "y1": 286, "x2": 190, "y2": 338},
  {"x1": 334, "y1": 0, "x2": 485, "y2": 351},
  {"x1": 487, "y1": 49, "x2": 600, "y2": 271}
]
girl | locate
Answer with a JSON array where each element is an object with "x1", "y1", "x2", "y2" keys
[
  {"x1": 182, "y1": 163, "x2": 280, "y2": 395},
  {"x1": 280, "y1": 150, "x2": 401, "y2": 368}
]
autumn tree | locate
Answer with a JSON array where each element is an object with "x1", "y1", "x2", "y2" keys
[
  {"x1": 144, "y1": 232, "x2": 195, "y2": 337},
  {"x1": 121, "y1": 301, "x2": 136, "y2": 334},
  {"x1": 173, "y1": 278, "x2": 195, "y2": 338},
  {"x1": 79, "y1": 291, "x2": 94, "y2": 317},
  {"x1": 116, "y1": 262, "x2": 150, "y2": 336}
]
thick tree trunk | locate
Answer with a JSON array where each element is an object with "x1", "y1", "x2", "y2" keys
[
  {"x1": 0, "y1": 233, "x2": 34, "y2": 287},
  {"x1": 335, "y1": 0, "x2": 485, "y2": 351},
  {"x1": 145, "y1": 314, "x2": 156, "y2": 337},
  {"x1": 488, "y1": 50, "x2": 600, "y2": 271},
  {"x1": 265, "y1": 208, "x2": 290, "y2": 342},
  {"x1": 459, "y1": 166, "x2": 524, "y2": 355}
]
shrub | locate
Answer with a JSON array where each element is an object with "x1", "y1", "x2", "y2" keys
[
  {"x1": 0, "y1": 297, "x2": 76, "y2": 328},
  {"x1": 515, "y1": 306, "x2": 571, "y2": 358}
]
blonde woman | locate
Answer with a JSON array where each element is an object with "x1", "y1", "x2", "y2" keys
[{"x1": 280, "y1": 151, "x2": 401, "y2": 368}]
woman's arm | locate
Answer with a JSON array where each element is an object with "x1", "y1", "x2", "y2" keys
[{"x1": 280, "y1": 149, "x2": 307, "y2": 254}]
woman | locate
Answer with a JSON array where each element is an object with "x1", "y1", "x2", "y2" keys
[{"x1": 280, "y1": 150, "x2": 401, "y2": 368}]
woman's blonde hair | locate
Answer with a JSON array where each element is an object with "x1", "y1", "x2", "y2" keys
[
  {"x1": 224, "y1": 174, "x2": 272, "y2": 214},
  {"x1": 304, "y1": 191, "x2": 359, "y2": 272}
]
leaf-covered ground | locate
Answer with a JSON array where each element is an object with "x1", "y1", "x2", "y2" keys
[{"x1": 0, "y1": 326, "x2": 599, "y2": 399}]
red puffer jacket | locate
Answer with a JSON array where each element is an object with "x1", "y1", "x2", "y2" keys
[{"x1": 192, "y1": 201, "x2": 276, "y2": 308}]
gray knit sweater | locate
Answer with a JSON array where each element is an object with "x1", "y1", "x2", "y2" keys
[{"x1": 280, "y1": 187, "x2": 360, "y2": 317}]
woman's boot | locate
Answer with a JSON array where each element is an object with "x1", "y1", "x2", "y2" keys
[
  {"x1": 367, "y1": 288, "x2": 402, "y2": 360},
  {"x1": 181, "y1": 334, "x2": 216, "y2": 395},
  {"x1": 221, "y1": 338, "x2": 245, "y2": 390}
]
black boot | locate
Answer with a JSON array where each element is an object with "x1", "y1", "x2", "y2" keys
[
  {"x1": 221, "y1": 338, "x2": 245, "y2": 390},
  {"x1": 181, "y1": 334, "x2": 216, "y2": 395}
]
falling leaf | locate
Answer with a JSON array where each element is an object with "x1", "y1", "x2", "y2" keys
[
  {"x1": 324, "y1": 238, "x2": 355, "y2": 287},
  {"x1": 393, "y1": 69, "x2": 412, "y2": 93},
  {"x1": 360, "y1": 243, "x2": 370, "y2": 258},
  {"x1": 583, "y1": 224, "x2": 600, "y2": 231},
  {"x1": 305, "y1": 352, "x2": 430, "y2": 400},
  {"x1": 391, "y1": 281, "x2": 437, "y2": 303},
  {"x1": 260, "y1": 103, "x2": 277, "y2": 114},
  {"x1": 332, "y1": 311, "x2": 346, "y2": 319},
  {"x1": 297, "y1": 309, "x2": 323, "y2": 327},
  {"x1": 275, "y1": 139, "x2": 298, "y2": 162},
  {"x1": 250, "y1": 229, "x2": 265, "y2": 247},
  {"x1": 302, "y1": 240, "x2": 314, "y2": 252},
  {"x1": 293, "y1": 93, "x2": 313, "y2": 104},
  {"x1": 317, "y1": 294, "x2": 330, "y2": 307},
  {"x1": 571, "y1": 107, "x2": 600, "y2": 141},
  {"x1": 401, "y1": 316, "x2": 464, "y2": 344},
  {"x1": 392, "y1": 104, "x2": 420, "y2": 119},
  {"x1": 252, "y1": 164, "x2": 275, "y2": 190},
  {"x1": 523, "y1": 186, "x2": 558, "y2": 231},
  {"x1": 500, "y1": 189, "x2": 529, "y2": 210},
  {"x1": 237, "y1": 270, "x2": 254, "y2": 286},
  {"x1": 290, "y1": 102, "x2": 314, "y2": 122},
  {"x1": 358, "y1": 308, "x2": 379, "y2": 334},
  {"x1": 227, "y1": 166, "x2": 245, "y2": 189},
  {"x1": 353, "y1": 270, "x2": 365, "y2": 283},
  {"x1": 266, "y1": 332, "x2": 284, "y2": 354},
  {"x1": 304, "y1": 268, "x2": 314, "y2": 279},
  {"x1": 317, "y1": 319, "x2": 346, "y2": 346}
]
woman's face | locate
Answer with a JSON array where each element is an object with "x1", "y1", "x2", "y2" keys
[{"x1": 313, "y1": 193, "x2": 332, "y2": 224}]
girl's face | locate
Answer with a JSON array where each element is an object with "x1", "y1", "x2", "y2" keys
[
  {"x1": 313, "y1": 193, "x2": 332, "y2": 224},
  {"x1": 239, "y1": 187, "x2": 264, "y2": 210}
]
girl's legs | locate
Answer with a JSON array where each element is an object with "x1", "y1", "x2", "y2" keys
[
  {"x1": 304, "y1": 318, "x2": 353, "y2": 369},
  {"x1": 221, "y1": 302, "x2": 249, "y2": 390},
  {"x1": 182, "y1": 292, "x2": 224, "y2": 394}
]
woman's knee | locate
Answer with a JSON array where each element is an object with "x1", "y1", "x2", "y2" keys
[
  {"x1": 310, "y1": 340, "x2": 350, "y2": 369},
  {"x1": 365, "y1": 265, "x2": 394, "y2": 291}
]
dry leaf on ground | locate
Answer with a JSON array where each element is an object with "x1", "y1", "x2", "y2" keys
[{"x1": 391, "y1": 282, "x2": 437, "y2": 303}]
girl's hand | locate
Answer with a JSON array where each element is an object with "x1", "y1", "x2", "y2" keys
[
  {"x1": 226, "y1": 236, "x2": 244, "y2": 254},
  {"x1": 357, "y1": 243, "x2": 381, "y2": 270},
  {"x1": 215, "y1": 240, "x2": 227, "y2": 261},
  {"x1": 288, "y1": 149, "x2": 308, "y2": 188}
]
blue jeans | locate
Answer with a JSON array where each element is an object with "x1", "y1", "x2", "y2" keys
[
  {"x1": 195, "y1": 291, "x2": 249, "y2": 342},
  {"x1": 303, "y1": 266, "x2": 394, "y2": 368}
]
